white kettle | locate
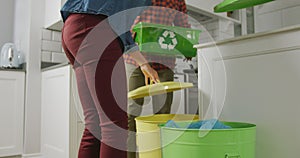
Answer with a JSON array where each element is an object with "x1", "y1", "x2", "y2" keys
[{"x1": 0, "y1": 43, "x2": 20, "y2": 68}]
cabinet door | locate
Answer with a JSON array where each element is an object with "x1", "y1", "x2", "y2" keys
[
  {"x1": 69, "y1": 69, "x2": 84, "y2": 158},
  {"x1": 198, "y1": 28, "x2": 300, "y2": 158},
  {"x1": 0, "y1": 71, "x2": 25, "y2": 157},
  {"x1": 41, "y1": 66, "x2": 70, "y2": 158}
]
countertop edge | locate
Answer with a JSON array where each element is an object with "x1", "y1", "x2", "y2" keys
[
  {"x1": 194, "y1": 24, "x2": 300, "y2": 49},
  {"x1": 41, "y1": 62, "x2": 70, "y2": 72},
  {"x1": 0, "y1": 68, "x2": 26, "y2": 72},
  {"x1": 0, "y1": 63, "x2": 26, "y2": 72}
]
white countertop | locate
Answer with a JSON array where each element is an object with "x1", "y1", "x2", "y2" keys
[
  {"x1": 41, "y1": 62, "x2": 70, "y2": 72},
  {"x1": 194, "y1": 24, "x2": 300, "y2": 49}
]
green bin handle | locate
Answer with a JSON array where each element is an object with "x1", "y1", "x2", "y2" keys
[{"x1": 225, "y1": 153, "x2": 241, "y2": 158}]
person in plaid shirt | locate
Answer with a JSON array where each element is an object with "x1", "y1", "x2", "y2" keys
[{"x1": 125, "y1": 0, "x2": 191, "y2": 157}]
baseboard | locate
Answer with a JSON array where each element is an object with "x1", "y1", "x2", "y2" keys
[{"x1": 21, "y1": 153, "x2": 42, "y2": 158}]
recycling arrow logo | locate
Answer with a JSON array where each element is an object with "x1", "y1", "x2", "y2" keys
[{"x1": 158, "y1": 30, "x2": 178, "y2": 50}]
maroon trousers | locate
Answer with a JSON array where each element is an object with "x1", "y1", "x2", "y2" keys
[{"x1": 62, "y1": 14, "x2": 128, "y2": 158}]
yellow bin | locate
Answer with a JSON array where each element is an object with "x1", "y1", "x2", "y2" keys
[{"x1": 135, "y1": 114, "x2": 199, "y2": 158}]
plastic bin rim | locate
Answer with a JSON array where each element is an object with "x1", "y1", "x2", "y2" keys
[
  {"x1": 132, "y1": 22, "x2": 202, "y2": 33},
  {"x1": 135, "y1": 114, "x2": 199, "y2": 122},
  {"x1": 159, "y1": 121, "x2": 256, "y2": 131}
]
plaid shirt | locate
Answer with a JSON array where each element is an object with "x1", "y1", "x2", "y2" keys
[{"x1": 123, "y1": 0, "x2": 191, "y2": 70}]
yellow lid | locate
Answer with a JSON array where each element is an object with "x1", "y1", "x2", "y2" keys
[{"x1": 128, "y1": 81, "x2": 193, "y2": 99}]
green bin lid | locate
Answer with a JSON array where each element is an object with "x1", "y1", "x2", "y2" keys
[{"x1": 214, "y1": 0, "x2": 275, "y2": 13}]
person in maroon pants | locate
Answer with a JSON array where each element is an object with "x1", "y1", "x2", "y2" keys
[{"x1": 61, "y1": 0, "x2": 158, "y2": 158}]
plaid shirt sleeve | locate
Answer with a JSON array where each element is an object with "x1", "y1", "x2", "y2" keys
[
  {"x1": 174, "y1": 0, "x2": 190, "y2": 28},
  {"x1": 130, "y1": 15, "x2": 141, "y2": 39}
]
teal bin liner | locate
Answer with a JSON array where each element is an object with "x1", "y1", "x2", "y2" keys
[
  {"x1": 160, "y1": 121, "x2": 256, "y2": 158},
  {"x1": 132, "y1": 22, "x2": 201, "y2": 57}
]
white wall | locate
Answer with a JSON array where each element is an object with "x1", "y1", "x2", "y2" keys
[
  {"x1": 0, "y1": 0, "x2": 15, "y2": 49},
  {"x1": 186, "y1": 0, "x2": 227, "y2": 19},
  {"x1": 189, "y1": 18, "x2": 235, "y2": 44},
  {"x1": 14, "y1": 0, "x2": 45, "y2": 156},
  {"x1": 255, "y1": 0, "x2": 300, "y2": 33},
  {"x1": 14, "y1": 0, "x2": 30, "y2": 60}
]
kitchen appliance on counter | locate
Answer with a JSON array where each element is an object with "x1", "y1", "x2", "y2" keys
[{"x1": 0, "y1": 43, "x2": 21, "y2": 69}]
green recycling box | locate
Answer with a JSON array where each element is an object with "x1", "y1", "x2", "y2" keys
[{"x1": 132, "y1": 22, "x2": 201, "y2": 57}]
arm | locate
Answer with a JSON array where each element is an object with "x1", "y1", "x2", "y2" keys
[
  {"x1": 109, "y1": 6, "x2": 159, "y2": 84},
  {"x1": 130, "y1": 15, "x2": 141, "y2": 39},
  {"x1": 124, "y1": 32, "x2": 160, "y2": 84},
  {"x1": 129, "y1": 51, "x2": 160, "y2": 84},
  {"x1": 110, "y1": 1, "x2": 159, "y2": 84},
  {"x1": 127, "y1": 10, "x2": 160, "y2": 84}
]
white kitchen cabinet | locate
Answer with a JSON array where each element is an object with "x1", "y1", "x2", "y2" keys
[
  {"x1": 195, "y1": 26, "x2": 300, "y2": 158},
  {"x1": 44, "y1": 0, "x2": 66, "y2": 31},
  {"x1": 41, "y1": 65, "x2": 84, "y2": 158},
  {"x1": 0, "y1": 71, "x2": 25, "y2": 157}
]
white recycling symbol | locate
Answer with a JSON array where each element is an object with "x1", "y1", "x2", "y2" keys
[{"x1": 158, "y1": 30, "x2": 178, "y2": 50}]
